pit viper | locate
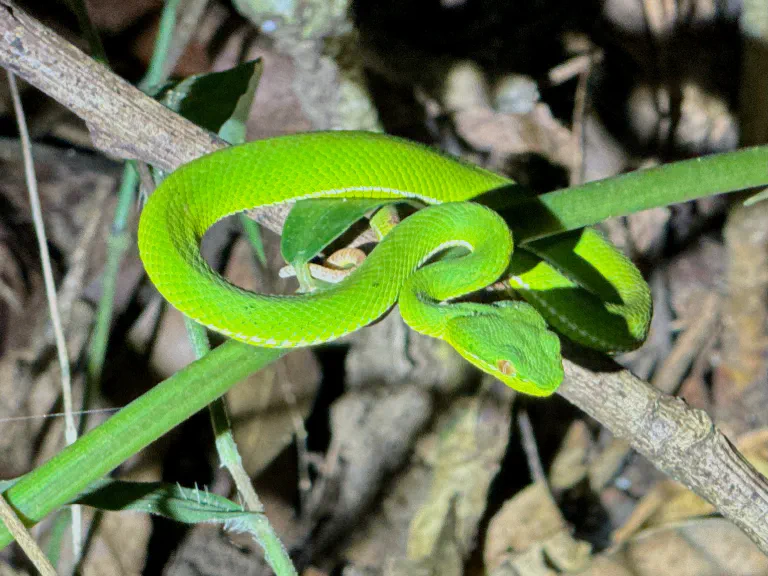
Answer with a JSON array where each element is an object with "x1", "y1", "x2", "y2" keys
[{"x1": 138, "y1": 131, "x2": 651, "y2": 396}]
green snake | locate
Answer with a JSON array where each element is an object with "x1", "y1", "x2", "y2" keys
[{"x1": 138, "y1": 131, "x2": 651, "y2": 396}]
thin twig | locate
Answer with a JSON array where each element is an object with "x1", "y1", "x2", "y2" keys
[
  {"x1": 0, "y1": 0, "x2": 226, "y2": 173},
  {"x1": 88, "y1": 0, "x2": 183, "y2": 419},
  {"x1": 163, "y1": 0, "x2": 210, "y2": 79},
  {"x1": 558, "y1": 353, "x2": 768, "y2": 553},
  {"x1": 6, "y1": 70, "x2": 82, "y2": 558},
  {"x1": 517, "y1": 408, "x2": 546, "y2": 484},
  {"x1": 56, "y1": 184, "x2": 110, "y2": 332},
  {"x1": 568, "y1": 49, "x2": 596, "y2": 187},
  {"x1": 0, "y1": 494, "x2": 56, "y2": 576},
  {"x1": 139, "y1": 0, "x2": 181, "y2": 93},
  {"x1": 548, "y1": 52, "x2": 602, "y2": 87},
  {"x1": 653, "y1": 291, "x2": 720, "y2": 394},
  {"x1": 183, "y1": 318, "x2": 264, "y2": 511},
  {"x1": 184, "y1": 318, "x2": 297, "y2": 575},
  {"x1": 587, "y1": 291, "x2": 721, "y2": 489},
  {"x1": 275, "y1": 361, "x2": 312, "y2": 500},
  {"x1": 64, "y1": 0, "x2": 107, "y2": 63}
]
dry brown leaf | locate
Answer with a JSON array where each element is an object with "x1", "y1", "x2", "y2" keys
[
  {"x1": 408, "y1": 391, "x2": 511, "y2": 563},
  {"x1": 227, "y1": 352, "x2": 319, "y2": 478},
  {"x1": 79, "y1": 508, "x2": 151, "y2": 576},
  {"x1": 665, "y1": 237, "x2": 724, "y2": 323},
  {"x1": 163, "y1": 524, "x2": 268, "y2": 576},
  {"x1": 625, "y1": 207, "x2": 671, "y2": 256},
  {"x1": 484, "y1": 482, "x2": 591, "y2": 575},
  {"x1": 345, "y1": 309, "x2": 472, "y2": 392},
  {"x1": 715, "y1": 202, "x2": 768, "y2": 435},
  {"x1": 453, "y1": 103, "x2": 574, "y2": 173},
  {"x1": 579, "y1": 518, "x2": 768, "y2": 576},
  {"x1": 0, "y1": 563, "x2": 29, "y2": 576},
  {"x1": 302, "y1": 385, "x2": 432, "y2": 561},
  {"x1": 341, "y1": 454, "x2": 433, "y2": 569},
  {"x1": 627, "y1": 83, "x2": 737, "y2": 156},
  {"x1": 386, "y1": 499, "x2": 462, "y2": 576},
  {"x1": 84, "y1": 0, "x2": 162, "y2": 31},
  {"x1": 486, "y1": 483, "x2": 566, "y2": 556},
  {"x1": 549, "y1": 420, "x2": 591, "y2": 491}
]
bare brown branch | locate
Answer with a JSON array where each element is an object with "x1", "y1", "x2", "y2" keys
[
  {"x1": 0, "y1": 0, "x2": 302, "y2": 233},
  {"x1": 559, "y1": 354, "x2": 768, "y2": 553},
  {"x1": 2, "y1": 0, "x2": 768, "y2": 557},
  {"x1": 0, "y1": 1, "x2": 224, "y2": 171}
]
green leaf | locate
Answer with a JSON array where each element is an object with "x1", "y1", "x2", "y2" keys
[
  {"x1": 75, "y1": 479, "x2": 250, "y2": 525},
  {"x1": 158, "y1": 59, "x2": 268, "y2": 272},
  {"x1": 44, "y1": 509, "x2": 71, "y2": 570},
  {"x1": 281, "y1": 198, "x2": 391, "y2": 266},
  {"x1": 0, "y1": 341, "x2": 286, "y2": 550},
  {"x1": 73, "y1": 479, "x2": 297, "y2": 574},
  {"x1": 157, "y1": 59, "x2": 263, "y2": 136}
]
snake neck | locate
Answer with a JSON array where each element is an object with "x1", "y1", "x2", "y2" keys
[{"x1": 397, "y1": 215, "x2": 513, "y2": 340}]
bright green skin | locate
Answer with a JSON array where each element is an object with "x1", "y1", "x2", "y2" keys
[{"x1": 138, "y1": 131, "x2": 650, "y2": 396}]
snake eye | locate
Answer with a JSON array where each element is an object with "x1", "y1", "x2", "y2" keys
[{"x1": 496, "y1": 359, "x2": 516, "y2": 376}]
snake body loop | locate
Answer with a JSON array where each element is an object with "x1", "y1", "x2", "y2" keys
[{"x1": 139, "y1": 131, "x2": 649, "y2": 396}]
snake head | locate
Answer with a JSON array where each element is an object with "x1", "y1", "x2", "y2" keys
[{"x1": 446, "y1": 301, "x2": 563, "y2": 396}]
